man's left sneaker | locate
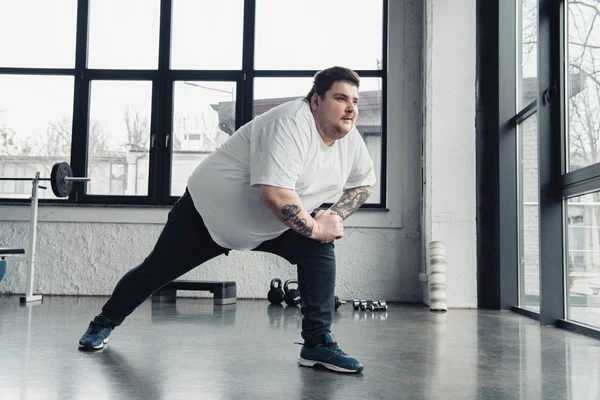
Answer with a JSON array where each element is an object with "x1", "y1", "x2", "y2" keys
[
  {"x1": 78, "y1": 315, "x2": 116, "y2": 351},
  {"x1": 298, "y1": 333, "x2": 364, "y2": 373}
]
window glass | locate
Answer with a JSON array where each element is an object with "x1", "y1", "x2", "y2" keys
[
  {"x1": 171, "y1": 81, "x2": 236, "y2": 196},
  {"x1": 88, "y1": 81, "x2": 152, "y2": 195},
  {"x1": 566, "y1": 0, "x2": 600, "y2": 171},
  {"x1": 566, "y1": 192, "x2": 600, "y2": 329},
  {"x1": 518, "y1": 0, "x2": 538, "y2": 110},
  {"x1": 0, "y1": 75, "x2": 74, "y2": 199},
  {"x1": 255, "y1": 0, "x2": 383, "y2": 70},
  {"x1": 171, "y1": 0, "x2": 244, "y2": 70},
  {"x1": 0, "y1": 0, "x2": 77, "y2": 68},
  {"x1": 518, "y1": 114, "x2": 540, "y2": 311},
  {"x1": 88, "y1": 0, "x2": 160, "y2": 69}
]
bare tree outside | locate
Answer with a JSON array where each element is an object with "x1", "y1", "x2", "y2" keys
[
  {"x1": 34, "y1": 118, "x2": 110, "y2": 158},
  {"x1": 30, "y1": 118, "x2": 110, "y2": 179},
  {"x1": 521, "y1": 0, "x2": 537, "y2": 76},
  {"x1": 38, "y1": 119, "x2": 71, "y2": 157},
  {"x1": 124, "y1": 107, "x2": 150, "y2": 150},
  {"x1": 1, "y1": 113, "x2": 109, "y2": 161},
  {"x1": 0, "y1": 124, "x2": 17, "y2": 156},
  {"x1": 0, "y1": 110, "x2": 19, "y2": 156}
]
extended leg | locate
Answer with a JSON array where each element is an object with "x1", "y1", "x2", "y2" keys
[
  {"x1": 79, "y1": 190, "x2": 228, "y2": 351},
  {"x1": 102, "y1": 190, "x2": 228, "y2": 323}
]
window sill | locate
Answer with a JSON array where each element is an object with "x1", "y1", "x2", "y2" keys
[{"x1": 0, "y1": 203, "x2": 399, "y2": 228}]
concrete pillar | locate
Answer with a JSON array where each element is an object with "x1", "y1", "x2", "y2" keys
[{"x1": 422, "y1": 0, "x2": 477, "y2": 308}]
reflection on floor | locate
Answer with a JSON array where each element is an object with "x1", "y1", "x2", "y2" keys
[{"x1": 0, "y1": 295, "x2": 599, "y2": 400}]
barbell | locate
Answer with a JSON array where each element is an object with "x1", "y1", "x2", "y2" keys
[{"x1": 0, "y1": 162, "x2": 90, "y2": 198}]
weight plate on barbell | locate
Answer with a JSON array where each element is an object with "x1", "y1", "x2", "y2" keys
[{"x1": 50, "y1": 162, "x2": 73, "y2": 198}]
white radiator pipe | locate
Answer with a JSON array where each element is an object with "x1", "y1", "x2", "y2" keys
[{"x1": 428, "y1": 241, "x2": 448, "y2": 312}]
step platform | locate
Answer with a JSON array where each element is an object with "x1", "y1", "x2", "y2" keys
[
  {"x1": 0, "y1": 248, "x2": 25, "y2": 256},
  {"x1": 151, "y1": 280, "x2": 236, "y2": 305}
]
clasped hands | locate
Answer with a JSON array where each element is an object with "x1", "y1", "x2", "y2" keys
[{"x1": 313, "y1": 209, "x2": 344, "y2": 243}]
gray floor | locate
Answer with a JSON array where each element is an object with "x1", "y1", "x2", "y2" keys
[{"x1": 1, "y1": 296, "x2": 599, "y2": 400}]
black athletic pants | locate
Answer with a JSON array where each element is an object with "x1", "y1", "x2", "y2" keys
[{"x1": 101, "y1": 188, "x2": 336, "y2": 343}]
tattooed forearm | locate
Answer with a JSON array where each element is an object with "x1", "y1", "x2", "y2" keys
[
  {"x1": 281, "y1": 204, "x2": 314, "y2": 237},
  {"x1": 329, "y1": 186, "x2": 374, "y2": 220}
]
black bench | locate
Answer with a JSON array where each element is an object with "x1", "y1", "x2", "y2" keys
[{"x1": 152, "y1": 280, "x2": 236, "y2": 305}]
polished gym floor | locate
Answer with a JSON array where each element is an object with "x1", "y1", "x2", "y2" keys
[{"x1": 0, "y1": 295, "x2": 599, "y2": 400}]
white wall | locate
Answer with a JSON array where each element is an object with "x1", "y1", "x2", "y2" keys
[
  {"x1": 422, "y1": 0, "x2": 477, "y2": 308},
  {"x1": 0, "y1": 0, "x2": 425, "y2": 303},
  {"x1": 0, "y1": 221, "x2": 421, "y2": 301}
]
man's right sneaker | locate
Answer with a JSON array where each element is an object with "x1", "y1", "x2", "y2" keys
[
  {"x1": 298, "y1": 333, "x2": 364, "y2": 373},
  {"x1": 78, "y1": 315, "x2": 116, "y2": 351}
]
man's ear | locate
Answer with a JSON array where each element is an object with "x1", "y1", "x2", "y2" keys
[{"x1": 310, "y1": 93, "x2": 319, "y2": 111}]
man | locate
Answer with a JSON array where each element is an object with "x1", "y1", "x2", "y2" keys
[{"x1": 79, "y1": 66, "x2": 376, "y2": 374}]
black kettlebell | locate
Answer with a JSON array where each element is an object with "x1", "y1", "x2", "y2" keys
[
  {"x1": 268, "y1": 278, "x2": 285, "y2": 305},
  {"x1": 284, "y1": 279, "x2": 301, "y2": 306}
]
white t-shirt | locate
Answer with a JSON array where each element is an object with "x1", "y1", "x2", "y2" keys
[{"x1": 187, "y1": 98, "x2": 376, "y2": 250}]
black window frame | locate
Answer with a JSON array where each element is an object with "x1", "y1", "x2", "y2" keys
[
  {"x1": 479, "y1": 0, "x2": 600, "y2": 340},
  {"x1": 0, "y1": 0, "x2": 388, "y2": 209}
]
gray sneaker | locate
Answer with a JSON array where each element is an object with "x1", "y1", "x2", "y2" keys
[{"x1": 78, "y1": 315, "x2": 116, "y2": 350}]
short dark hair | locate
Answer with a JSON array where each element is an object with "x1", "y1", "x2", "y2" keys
[{"x1": 305, "y1": 66, "x2": 360, "y2": 101}]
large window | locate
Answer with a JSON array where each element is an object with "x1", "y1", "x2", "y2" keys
[
  {"x1": 0, "y1": 0, "x2": 388, "y2": 207},
  {"x1": 492, "y1": 0, "x2": 600, "y2": 338}
]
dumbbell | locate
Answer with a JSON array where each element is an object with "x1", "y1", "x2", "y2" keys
[
  {"x1": 353, "y1": 299, "x2": 368, "y2": 310},
  {"x1": 368, "y1": 300, "x2": 388, "y2": 311},
  {"x1": 284, "y1": 279, "x2": 301, "y2": 306},
  {"x1": 359, "y1": 300, "x2": 369, "y2": 311},
  {"x1": 334, "y1": 296, "x2": 346, "y2": 311},
  {"x1": 354, "y1": 299, "x2": 388, "y2": 311}
]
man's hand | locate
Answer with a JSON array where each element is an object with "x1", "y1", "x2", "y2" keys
[{"x1": 313, "y1": 209, "x2": 344, "y2": 243}]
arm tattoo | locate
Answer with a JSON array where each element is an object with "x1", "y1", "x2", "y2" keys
[
  {"x1": 281, "y1": 204, "x2": 313, "y2": 237},
  {"x1": 330, "y1": 186, "x2": 374, "y2": 220}
]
